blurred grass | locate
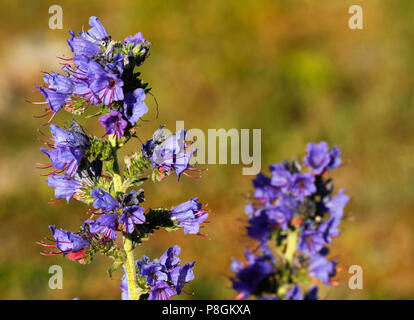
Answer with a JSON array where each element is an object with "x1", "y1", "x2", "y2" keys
[{"x1": 0, "y1": 0, "x2": 413, "y2": 299}]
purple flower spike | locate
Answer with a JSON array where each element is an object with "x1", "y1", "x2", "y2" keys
[
  {"x1": 304, "y1": 142, "x2": 331, "y2": 175},
  {"x1": 99, "y1": 111, "x2": 128, "y2": 138}
]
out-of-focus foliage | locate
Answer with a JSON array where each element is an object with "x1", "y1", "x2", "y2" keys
[{"x1": 0, "y1": 0, "x2": 413, "y2": 299}]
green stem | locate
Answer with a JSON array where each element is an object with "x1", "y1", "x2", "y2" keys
[{"x1": 109, "y1": 135, "x2": 139, "y2": 300}]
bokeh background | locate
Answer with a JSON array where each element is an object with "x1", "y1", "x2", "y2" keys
[{"x1": 0, "y1": 0, "x2": 413, "y2": 299}]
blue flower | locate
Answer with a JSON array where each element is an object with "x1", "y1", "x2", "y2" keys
[
  {"x1": 151, "y1": 130, "x2": 196, "y2": 180},
  {"x1": 230, "y1": 250, "x2": 275, "y2": 299},
  {"x1": 46, "y1": 175, "x2": 83, "y2": 203},
  {"x1": 91, "y1": 188, "x2": 119, "y2": 212},
  {"x1": 326, "y1": 145, "x2": 341, "y2": 170},
  {"x1": 308, "y1": 254, "x2": 337, "y2": 285},
  {"x1": 81, "y1": 16, "x2": 110, "y2": 45},
  {"x1": 35, "y1": 85, "x2": 69, "y2": 113},
  {"x1": 67, "y1": 30, "x2": 101, "y2": 58},
  {"x1": 124, "y1": 88, "x2": 148, "y2": 125},
  {"x1": 148, "y1": 281, "x2": 177, "y2": 300},
  {"x1": 270, "y1": 163, "x2": 292, "y2": 191},
  {"x1": 297, "y1": 223, "x2": 326, "y2": 255},
  {"x1": 99, "y1": 111, "x2": 128, "y2": 138},
  {"x1": 85, "y1": 213, "x2": 118, "y2": 241},
  {"x1": 304, "y1": 142, "x2": 331, "y2": 175},
  {"x1": 124, "y1": 32, "x2": 145, "y2": 46},
  {"x1": 324, "y1": 189, "x2": 350, "y2": 219},
  {"x1": 252, "y1": 173, "x2": 279, "y2": 204},
  {"x1": 40, "y1": 122, "x2": 90, "y2": 177},
  {"x1": 119, "y1": 205, "x2": 146, "y2": 233},
  {"x1": 286, "y1": 285, "x2": 303, "y2": 300},
  {"x1": 290, "y1": 173, "x2": 316, "y2": 200},
  {"x1": 170, "y1": 198, "x2": 208, "y2": 235},
  {"x1": 120, "y1": 267, "x2": 129, "y2": 300},
  {"x1": 136, "y1": 245, "x2": 195, "y2": 299},
  {"x1": 48, "y1": 225, "x2": 90, "y2": 255}
]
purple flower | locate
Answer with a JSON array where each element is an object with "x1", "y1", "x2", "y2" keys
[
  {"x1": 286, "y1": 285, "x2": 303, "y2": 300},
  {"x1": 170, "y1": 198, "x2": 208, "y2": 235},
  {"x1": 81, "y1": 16, "x2": 110, "y2": 45},
  {"x1": 88, "y1": 61, "x2": 124, "y2": 105},
  {"x1": 91, "y1": 188, "x2": 119, "y2": 212},
  {"x1": 159, "y1": 245, "x2": 181, "y2": 270},
  {"x1": 308, "y1": 254, "x2": 337, "y2": 285},
  {"x1": 99, "y1": 111, "x2": 128, "y2": 138},
  {"x1": 169, "y1": 262, "x2": 195, "y2": 295},
  {"x1": 67, "y1": 30, "x2": 101, "y2": 58},
  {"x1": 124, "y1": 32, "x2": 145, "y2": 46},
  {"x1": 324, "y1": 189, "x2": 349, "y2": 219},
  {"x1": 120, "y1": 267, "x2": 129, "y2": 300},
  {"x1": 43, "y1": 72, "x2": 74, "y2": 95},
  {"x1": 230, "y1": 250, "x2": 275, "y2": 299},
  {"x1": 290, "y1": 173, "x2": 316, "y2": 200},
  {"x1": 136, "y1": 245, "x2": 195, "y2": 299},
  {"x1": 85, "y1": 214, "x2": 118, "y2": 241},
  {"x1": 140, "y1": 261, "x2": 168, "y2": 286},
  {"x1": 48, "y1": 225, "x2": 90, "y2": 255},
  {"x1": 304, "y1": 142, "x2": 331, "y2": 175},
  {"x1": 124, "y1": 88, "x2": 148, "y2": 125},
  {"x1": 319, "y1": 218, "x2": 341, "y2": 244},
  {"x1": 119, "y1": 205, "x2": 146, "y2": 233},
  {"x1": 46, "y1": 175, "x2": 83, "y2": 203},
  {"x1": 270, "y1": 163, "x2": 292, "y2": 191},
  {"x1": 326, "y1": 146, "x2": 341, "y2": 170},
  {"x1": 40, "y1": 122, "x2": 89, "y2": 177},
  {"x1": 252, "y1": 173, "x2": 279, "y2": 205},
  {"x1": 35, "y1": 85, "x2": 69, "y2": 113},
  {"x1": 148, "y1": 281, "x2": 177, "y2": 300},
  {"x1": 151, "y1": 130, "x2": 196, "y2": 180},
  {"x1": 304, "y1": 286, "x2": 319, "y2": 300},
  {"x1": 297, "y1": 223, "x2": 326, "y2": 255}
]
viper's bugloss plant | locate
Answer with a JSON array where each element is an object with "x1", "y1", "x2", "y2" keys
[
  {"x1": 230, "y1": 142, "x2": 350, "y2": 300},
  {"x1": 30, "y1": 16, "x2": 207, "y2": 300}
]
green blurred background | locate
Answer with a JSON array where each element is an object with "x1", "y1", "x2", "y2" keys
[{"x1": 0, "y1": 0, "x2": 413, "y2": 299}]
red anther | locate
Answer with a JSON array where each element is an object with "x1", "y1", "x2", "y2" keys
[
  {"x1": 182, "y1": 171, "x2": 201, "y2": 179},
  {"x1": 57, "y1": 56, "x2": 73, "y2": 61}
]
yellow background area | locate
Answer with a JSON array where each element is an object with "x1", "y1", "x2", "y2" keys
[{"x1": 0, "y1": 0, "x2": 413, "y2": 299}]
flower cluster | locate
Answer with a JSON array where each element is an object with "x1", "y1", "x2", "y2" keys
[
  {"x1": 230, "y1": 142, "x2": 350, "y2": 300},
  {"x1": 32, "y1": 16, "x2": 207, "y2": 300},
  {"x1": 121, "y1": 246, "x2": 195, "y2": 300}
]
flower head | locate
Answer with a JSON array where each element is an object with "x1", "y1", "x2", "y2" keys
[
  {"x1": 119, "y1": 205, "x2": 146, "y2": 233},
  {"x1": 124, "y1": 88, "x2": 148, "y2": 125},
  {"x1": 290, "y1": 173, "x2": 316, "y2": 200}
]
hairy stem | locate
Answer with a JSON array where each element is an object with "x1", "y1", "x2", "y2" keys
[{"x1": 109, "y1": 135, "x2": 139, "y2": 300}]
